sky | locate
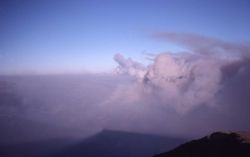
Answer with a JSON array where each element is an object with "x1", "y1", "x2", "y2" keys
[
  {"x1": 1, "y1": 0, "x2": 250, "y2": 146},
  {"x1": 1, "y1": 0, "x2": 250, "y2": 74}
]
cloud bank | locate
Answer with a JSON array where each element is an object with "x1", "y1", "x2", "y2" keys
[{"x1": 0, "y1": 32, "x2": 250, "y2": 144}]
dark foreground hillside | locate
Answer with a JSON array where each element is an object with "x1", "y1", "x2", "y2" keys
[{"x1": 154, "y1": 132, "x2": 250, "y2": 157}]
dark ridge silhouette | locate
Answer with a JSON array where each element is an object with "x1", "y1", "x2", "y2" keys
[
  {"x1": 153, "y1": 131, "x2": 250, "y2": 157},
  {"x1": 0, "y1": 130, "x2": 186, "y2": 157},
  {"x1": 58, "y1": 129, "x2": 186, "y2": 157}
]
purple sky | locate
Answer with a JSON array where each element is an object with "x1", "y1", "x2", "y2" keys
[{"x1": 0, "y1": 0, "x2": 250, "y2": 74}]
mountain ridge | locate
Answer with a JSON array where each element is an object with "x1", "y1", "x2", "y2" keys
[
  {"x1": 153, "y1": 131, "x2": 250, "y2": 157},
  {"x1": 58, "y1": 129, "x2": 186, "y2": 157},
  {"x1": 0, "y1": 129, "x2": 187, "y2": 157}
]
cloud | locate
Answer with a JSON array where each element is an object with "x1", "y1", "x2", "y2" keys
[
  {"x1": 152, "y1": 32, "x2": 250, "y2": 56},
  {"x1": 113, "y1": 53, "x2": 223, "y2": 113},
  {"x1": 143, "y1": 53, "x2": 223, "y2": 113},
  {"x1": 1, "y1": 32, "x2": 250, "y2": 144},
  {"x1": 107, "y1": 32, "x2": 250, "y2": 136},
  {"x1": 113, "y1": 53, "x2": 147, "y2": 81},
  {"x1": 113, "y1": 32, "x2": 250, "y2": 114}
]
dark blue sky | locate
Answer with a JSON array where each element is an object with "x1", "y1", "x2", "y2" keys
[{"x1": 1, "y1": 0, "x2": 250, "y2": 74}]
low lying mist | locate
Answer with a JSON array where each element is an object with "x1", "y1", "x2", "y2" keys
[{"x1": 1, "y1": 32, "x2": 250, "y2": 145}]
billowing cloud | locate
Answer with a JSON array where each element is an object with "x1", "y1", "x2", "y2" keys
[
  {"x1": 143, "y1": 53, "x2": 223, "y2": 113},
  {"x1": 113, "y1": 53, "x2": 147, "y2": 81},
  {"x1": 113, "y1": 32, "x2": 250, "y2": 114},
  {"x1": 113, "y1": 53, "x2": 223, "y2": 113}
]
